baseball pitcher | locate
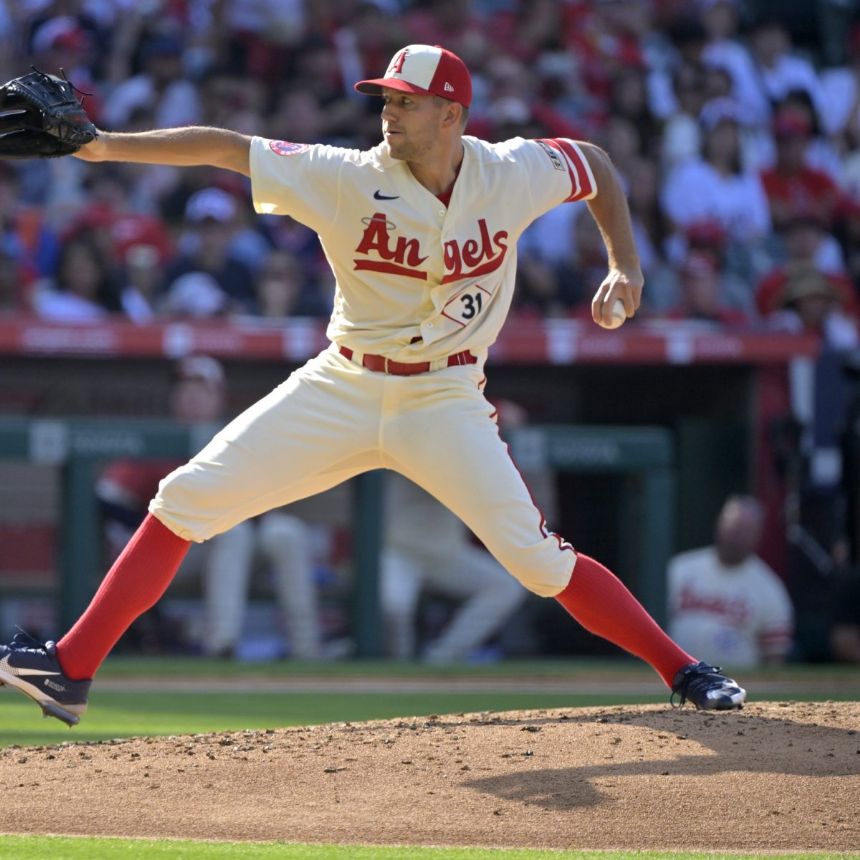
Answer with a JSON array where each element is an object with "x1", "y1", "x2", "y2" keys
[{"x1": 0, "y1": 46, "x2": 746, "y2": 723}]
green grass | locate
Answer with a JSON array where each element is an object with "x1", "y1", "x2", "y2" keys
[
  {"x1": 94, "y1": 655, "x2": 860, "y2": 681},
  {"x1": 0, "y1": 837, "x2": 855, "y2": 860},
  {"x1": 0, "y1": 689, "x2": 663, "y2": 747},
  {"x1": 93, "y1": 656, "x2": 645, "y2": 679}
]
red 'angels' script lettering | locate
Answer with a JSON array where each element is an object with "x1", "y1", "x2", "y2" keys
[
  {"x1": 352, "y1": 216, "x2": 509, "y2": 283},
  {"x1": 678, "y1": 585, "x2": 750, "y2": 625},
  {"x1": 441, "y1": 219, "x2": 508, "y2": 284},
  {"x1": 354, "y1": 213, "x2": 428, "y2": 280}
]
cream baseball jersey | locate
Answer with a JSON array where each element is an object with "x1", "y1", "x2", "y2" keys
[{"x1": 250, "y1": 134, "x2": 596, "y2": 361}]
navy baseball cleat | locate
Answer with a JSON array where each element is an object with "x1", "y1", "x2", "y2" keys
[
  {"x1": 0, "y1": 632, "x2": 90, "y2": 726},
  {"x1": 671, "y1": 661, "x2": 746, "y2": 710}
]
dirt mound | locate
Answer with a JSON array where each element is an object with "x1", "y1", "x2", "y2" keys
[{"x1": 1, "y1": 701, "x2": 858, "y2": 851}]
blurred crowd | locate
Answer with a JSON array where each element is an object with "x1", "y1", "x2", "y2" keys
[{"x1": 1, "y1": 0, "x2": 860, "y2": 339}]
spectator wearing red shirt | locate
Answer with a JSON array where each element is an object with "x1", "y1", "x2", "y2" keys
[
  {"x1": 760, "y1": 108, "x2": 843, "y2": 233},
  {"x1": 65, "y1": 167, "x2": 175, "y2": 270}
]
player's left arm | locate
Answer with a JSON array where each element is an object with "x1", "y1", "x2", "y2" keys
[{"x1": 577, "y1": 142, "x2": 644, "y2": 328}]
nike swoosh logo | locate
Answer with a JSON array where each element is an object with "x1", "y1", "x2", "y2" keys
[
  {"x1": 0, "y1": 654, "x2": 59, "y2": 676},
  {"x1": 373, "y1": 191, "x2": 399, "y2": 200}
]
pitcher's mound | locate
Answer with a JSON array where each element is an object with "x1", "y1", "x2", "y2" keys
[{"x1": 1, "y1": 701, "x2": 857, "y2": 851}]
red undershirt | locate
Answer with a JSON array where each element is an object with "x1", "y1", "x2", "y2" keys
[{"x1": 436, "y1": 161, "x2": 462, "y2": 207}]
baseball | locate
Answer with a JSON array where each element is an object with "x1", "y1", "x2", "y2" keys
[{"x1": 601, "y1": 298, "x2": 627, "y2": 330}]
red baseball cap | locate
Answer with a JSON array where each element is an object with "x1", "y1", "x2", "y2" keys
[{"x1": 354, "y1": 44, "x2": 472, "y2": 108}]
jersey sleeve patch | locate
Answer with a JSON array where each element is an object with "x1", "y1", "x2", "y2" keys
[
  {"x1": 536, "y1": 138, "x2": 597, "y2": 202},
  {"x1": 269, "y1": 140, "x2": 310, "y2": 156}
]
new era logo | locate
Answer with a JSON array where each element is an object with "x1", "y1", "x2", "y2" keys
[{"x1": 444, "y1": 82, "x2": 454, "y2": 92}]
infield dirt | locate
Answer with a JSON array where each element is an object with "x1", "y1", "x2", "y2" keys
[{"x1": 0, "y1": 701, "x2": 858, "y2": 851}]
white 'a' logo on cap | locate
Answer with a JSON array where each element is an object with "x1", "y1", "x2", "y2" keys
[{"x1": 388, "y1": 49, "x2": 408, "y2": 76}]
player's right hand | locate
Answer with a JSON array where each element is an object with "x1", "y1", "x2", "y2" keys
[{"x1": 591, "y1": 265, "x2": 644, "y2": 328}]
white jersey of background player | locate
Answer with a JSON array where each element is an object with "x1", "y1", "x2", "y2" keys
[
  {"x1": 668, "y1": 495, "x2": 794, "y2": 667},
  {"x1": 1, "y1": 44, "x2": 748, "y2": 726}
]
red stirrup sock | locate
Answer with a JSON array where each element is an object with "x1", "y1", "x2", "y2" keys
[
  {"x1": 555, "y1": 553, "x2": 694, "y2": 687},
  {"x1": 57, "y1": 513, "x2": 190, "y2": 680}
]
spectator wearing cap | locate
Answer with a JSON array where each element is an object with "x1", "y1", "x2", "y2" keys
[
  {"x1": 763, "y1": 261, "x2": 859, "y2": 350},
  {"x1": 760, "y1": 106, "x2": 844, "y2": 233},
  {"x1": 65, "y1": 166, "x2": 175, "y2": 269},
  {"x1": 661, "y1": 97, "x2": 771, "y2": 247},
  {"x1": 162, "y1": 188, "x2": 257, "y2": 318},
  {"x1": 756, "y1": 210, "x2": 850, "y2": 319},
  {"x1": 102, "y1": 30, "x2": 201, "y2": 131},
  {"x1": 756, "y1": 91, "x2": 846, "y2": 187}
]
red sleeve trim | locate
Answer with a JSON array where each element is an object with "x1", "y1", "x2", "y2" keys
[{"x1": 536, "y1": 138, "x2": 596, "y2": 202}]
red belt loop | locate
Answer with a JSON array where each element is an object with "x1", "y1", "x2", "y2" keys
[{"x1": 337, "y1": 346, "x2": 475, "y2": 375}]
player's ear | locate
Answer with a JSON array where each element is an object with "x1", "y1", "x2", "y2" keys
[{"x1": 442, "y1": 102, "x2": 461, "y2": 128}]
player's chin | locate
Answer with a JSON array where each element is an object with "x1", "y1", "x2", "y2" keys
[{"x1": 384, "y1": 134, "x2": 405, "y2": 158}]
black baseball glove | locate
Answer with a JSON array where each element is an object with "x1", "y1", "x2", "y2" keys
[{"x1": 0, "y1": 69, "x2": 98, "y2": 159}]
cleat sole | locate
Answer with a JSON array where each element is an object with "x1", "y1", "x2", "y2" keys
[
  {"x1": 0, "y1": 667, "x2": 85, "y2": 726},
  {"x1": 40, "y1": 702, "x2": 79, "y2": 726}
]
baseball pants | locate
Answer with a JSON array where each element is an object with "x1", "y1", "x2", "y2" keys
[{"x1": 150, "y1": 346, "x2": 575, "y2": 598}]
